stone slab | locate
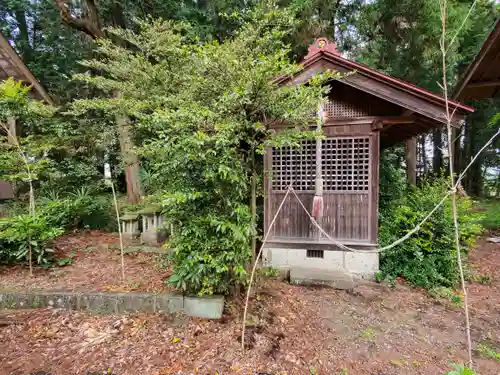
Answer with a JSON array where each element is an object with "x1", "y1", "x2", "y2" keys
[
  {"x1": 141, "y1": 230, "x2": 167, "y2": 245},
  {"x1": 290, "y1": 267, "x2": 356, "y2": 290},
  {"x1": 156, "y1": 293, "x2": 183, "y2": 313},
  {"x1": 184, "y1": 295, "x2": 224, "y2": 319},
  {"x1": 0, "y1": 291, "x2": 224, "y2": 319}
]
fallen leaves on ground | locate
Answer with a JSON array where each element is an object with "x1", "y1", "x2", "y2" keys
[{"x1": 0, "y1": 235, "x2": 498, "y2": 375}]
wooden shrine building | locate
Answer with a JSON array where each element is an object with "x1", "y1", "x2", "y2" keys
[{"x1": 262, "y1": 38, "x2": 474, "y2": 278}]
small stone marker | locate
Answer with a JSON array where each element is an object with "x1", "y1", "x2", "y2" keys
[
  {"x1": 138, "y1": 206, "x2": 167, "y2": 244},
  {"x1": 119, "y1": 212, "x2": 140, "y2": 241},
  {"x1": 290, "y1": 267, "x2": 356, "y2": 290}
]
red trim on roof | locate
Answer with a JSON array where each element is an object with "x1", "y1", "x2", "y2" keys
[{"x1": 284, "y1": 38, "x2": 474, "y2": 113}]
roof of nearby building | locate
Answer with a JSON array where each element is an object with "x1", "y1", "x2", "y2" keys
[
  {"x1": 278, "y1": 38, "x2": 474, "y2": 146},
  {"x1": 0, "y1": 32, "x2": 53, "y2": 104},
  {"x1": 454, "y1": 19, "x2": 500, "y2": 101}
]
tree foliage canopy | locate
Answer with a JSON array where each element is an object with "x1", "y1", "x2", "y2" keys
[{"x1": 0, "y1": 0, "x2": 498, "y2": 293}]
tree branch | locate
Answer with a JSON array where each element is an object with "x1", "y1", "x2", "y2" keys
[{"x1": 54, "y1": 0, "x2": 104, "y2": 39}]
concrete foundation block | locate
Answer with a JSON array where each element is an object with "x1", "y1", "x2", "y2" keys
[
  {"x1": 264, "y1": 247, "x2": 378, "y2": 279},
  {"x1": 345, "y1": 252, "x2": 379, "y2": 279},
  {"x1": 184, "y1": 295, "x2": 224, "y2": 319},
  {"x1": 290, "y1": 267, "x2": 355, "y2": 290},
  {"x1": 156, "y1": 294, "x2": 184, "y2": 313},
  {"x1": 141, "y1": 230, "x2": 167, "y2": 245}
]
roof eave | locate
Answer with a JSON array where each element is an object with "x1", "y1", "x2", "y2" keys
[
  {"x1": 0, "y1": 33, "x2": 54, "y2": 105},
  {"x1": 453, "y1": 19, "x2": 500, "y2": 101}
]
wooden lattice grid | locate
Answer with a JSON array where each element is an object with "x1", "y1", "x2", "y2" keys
[
  {"x1": 322, "y1": 137, "x2": 370, "y2": 191},
  {"x1": 271, "y1": 136, "x2": 370, "y2": 192},
  {"x1": 271, "y1": 140, "x2": 316, "y2": 191},
  {"x1": 324, "y1": 99, "x2": 369, "y2": 118}
]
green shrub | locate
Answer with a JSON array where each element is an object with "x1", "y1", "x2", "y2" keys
[
  {"x1": 0, "y1": 214, "x2": 63, "y2": 265},
  {"x1": 379, "y1": 177, "x2": 484, "y2": 289},
  {"x1": 39, "y1": 187, "x2": 115, "y2": 230},
  {"x1": 166, "y1": 199, "x2": 252, "y2": 296}
]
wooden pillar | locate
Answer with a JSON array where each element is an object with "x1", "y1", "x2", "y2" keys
[
  {"x1": 7, "y1": 116, "x2": 16, "y2": 145},
  {"x1": 405, "y1": 137, "x2": 417, "y2": 185}
]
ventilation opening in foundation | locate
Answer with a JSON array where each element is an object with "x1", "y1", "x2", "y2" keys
[{"x1": 306, "y1": 250, "x2": 324, "y2": 259}]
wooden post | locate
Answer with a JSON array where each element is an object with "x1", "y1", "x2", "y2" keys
[
  {"x1": 405, "y1": 137, "x2": 417, "y2": 185},
  {"x1": 313, "y1": 101, "x2": 324, "y2": 240},
  {"x1": 7, "y1": 116, "x2": 16, "y2": 145},
  {"x1": 250, "y1": 170, "x2": 257, "y2": 263}
]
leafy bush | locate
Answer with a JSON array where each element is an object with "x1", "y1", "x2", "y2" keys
[
  {"x1": 0, "y1": 214, "x2": 63, "y2": 265},
  {"x1": 39, "y1": 187, "x2": 115, "y2": 231},
  {"x1": 379, "y1": 177, "x2": 484, "y2": 289},
  {"x1": 162, "y1": 152, "x2": 253, "y2": 295}
]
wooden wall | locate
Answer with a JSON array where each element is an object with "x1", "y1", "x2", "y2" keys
[{"x1": 265, "y1": 115, "x2": 380, "y2": 245}]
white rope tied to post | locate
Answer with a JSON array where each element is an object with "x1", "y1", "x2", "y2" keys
[{"x1": 241, "y1": 184, "x2": 293, "y2": 350}]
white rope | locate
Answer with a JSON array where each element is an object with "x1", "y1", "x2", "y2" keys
[{"x1": 241, "y1": 184, "x2": 293, "y2": 350}]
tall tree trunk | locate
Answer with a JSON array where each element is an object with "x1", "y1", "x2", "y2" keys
[
  {"x1": 433, "y1": 127, "x2": 443, "y2": 174},
  {"x1": 110, "y1": 4, "x2": 142, "y2": 204},
  {"x1": 405, "y1": 137, "x2": 417, "y2": 185},
  {"x1": 116, "y1": 113, "x2": 142, "y2": 204},
  {"x1": 452, "y1": 126, "x2": 462, "y2": 176},
  {"x1": 420, "y1": 134, "x2": 427, "y2": 174},
  {"x1": 496, "y1": 172, "x2": 500, "y2": 198},
  {"x1": 466, "y1": 120, "x2": 482, "y2": 197},
  {"x1": 55, "y1": 1, "x2": 143, "y2": 203},
  {"x1": 14, "y1": 10, "x2": 32, "y2": 63}
]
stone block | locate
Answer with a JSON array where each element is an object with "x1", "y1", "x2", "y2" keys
[
  {"x1": 0, "y1": 290, "x2": 225, "y2": 319},
  {"x1": 290, "y1": 267, "x2": 355, "y2": 290},
  {"x1": 79, "y1": 293, "x2": 117, "y2": 314},
  {"x1": 126, "y1": 293, "x2": 156, "y2": 313},
  {"x1": 156, "y1": 294, "x2": 183, "y2": 313},
  {"x1": 184, "y1": 295, "x2": 224, "y2": 319},
  {"x1": 0, "y1": 292, "x2": 26, "y2": 309},
  {"x1": 141, "y1": 230, "x2": 167, "y2": 245},
  {"x1": 46, "y1": 292, "x2": 78, "y2": 310},
  {"x1": 344, "y1": 251, "x2": 379, "y2": 279}
]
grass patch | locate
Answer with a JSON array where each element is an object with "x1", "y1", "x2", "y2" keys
[
  {"x1": 478, "y1": 200, "x2": 500, "y2": 230},
  {"x1": 477, "y1": 343, "x2": 500, "y2": 362}
]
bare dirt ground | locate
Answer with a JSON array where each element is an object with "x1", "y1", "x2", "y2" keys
[
  {"x1": 0, "y1": 233, "x2": 499, "y2": 375},
  {"x1": 0, "y1": 231, "x2": 171, "y2": 293}
]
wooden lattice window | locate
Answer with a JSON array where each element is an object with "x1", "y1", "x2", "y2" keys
[
  {"x1": 322, "y1": 137, "x2": 370, "y2": 191},
  {"x1": 271, "y1": 140, "x2": 316, "y2": 191},
  {"x1": 324, "y1": 99, "x2": 369, "y2": 118}
]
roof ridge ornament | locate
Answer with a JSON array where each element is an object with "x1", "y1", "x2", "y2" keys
[{"x1": 304, "y1": 37, "x2": 340, "y2": 60}]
